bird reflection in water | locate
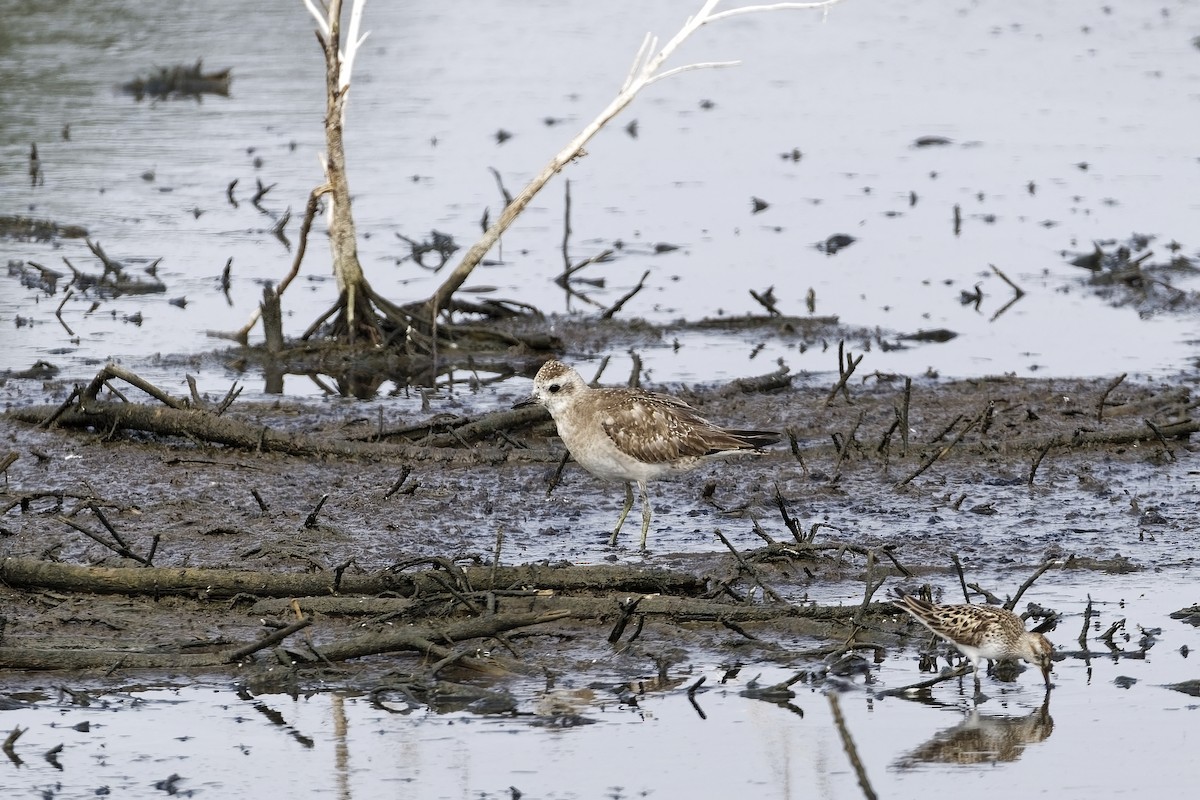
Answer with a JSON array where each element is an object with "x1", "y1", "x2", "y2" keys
[{"x1": 892, "y1": 692, "x2": 1053, "y2": 769}]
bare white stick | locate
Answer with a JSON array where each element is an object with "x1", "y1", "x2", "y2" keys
[{"x1": 423, "y1": 0, "x2": 844, "y2": 315}]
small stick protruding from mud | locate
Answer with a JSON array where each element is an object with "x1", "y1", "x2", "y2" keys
[
  {"x1": 989, "y1": 263, "x2": 1026, "y2": 298},
  {"x1": 877, "y1": 664, "x2": 974, "y2": 697},
  {"x1": 2, "y1": 726, "x2": 26, "y2": 766},
  {"x1": 55, "y1": 514, "x2": 153, "y2": 566},
  {"x1": 772, "y1": 484, "x2": 807, "y2": 544},
  {"x1": 715, "y1": 528, "x2": 791, "y2": 606},
  {"x1": 588, "y1": 356, "x2": 611, "y2": 386},
  {"x1": 852, "y1": 549, "x2": 886, "y2": 627},
  {"x1": 226, "y1": 179, "x2": 238, "y2": 207},
  {"x1": 720, "y1": 618, "x2": 758, "y2": 641},
  {"x1": 560, "y1": 179, "x2": 572, "y2": 271},
  {"x1": 185, "y1": 375, "x2": 203, "y2": 407},
  {"x1": 687, "y1": 676, "x2": 708, "y2": 720},
  {"x1": 1144, "y1": 419, "x2": 1176, "y2": 461},
  {"x1": 896, "y1": 403, "x2": 989, "y2": 488},
  {"x1": 383, "y1": 466, "x2": 413, "y2": 499},
  {"x1": 224, "y1": 616, "x2": 313, "y2": 663},
  {"x1": 219, "y1": 256, "x2": 233, "y2": 297},
  {"x1": 1005, "y1": 557, "x2": 1061, "y2": 611},
  {"x1": 546, "y1": 451, "x2": 570, "y2": 497},
  {"x1": 626, "y1": 352, "x2": 643, "y2": 388},
  {"x1": 749, "y1": 286, "x2": 782, "y2": 316},
  {"x1": 261, "y1": 284, "x2": 284, "y2": 354},
  {"x1": 1078, "y1": 595, "x2": 1094, "y2": 649},
  {"x1": 601, "y1": 270, "x2": 650, "y2": 320},
  {"x1": 81, "y1": 363, "x2": 188, "y2": 410},
  {"x1": 304, "y1": 494, "x2": 329, "y2": 529},
  {"x1": 827, "y1": 692, "x2": 878, "y2": 800},
  {"x1": 899, "y1": 377, "x2": 912, "y2": 456},
  {"x1": 55, "y1": 289, "x2": 75, "y2": 337},
  {"x1": 1028, "y1": 439, "x2": 1055, "y2": 486},
  {"x1": 1099, "y1": 618, "x2": 1125, "y2": 647},
  {"x1": 251, "y1": 488, "x2": 269, "y2": 513},
  {"x1": 607, "y1": 595, "x2": 644, "y2": 644},
  {"x1": 272, "y1": 207, "x2": 292, "y2": 249},
  {"x1": 785, "y1": 428, "x2": 808, "y2": 474},
  {"x1": 952, "y1": 203, "x2": 962, "y2": 236},
  {"x1": 950, "y1": 553, "x2": 970, "y2": 603},
  {"x1": 38, "y1": 385, "x2": 81, "y2": 429},
  {"x1": 490, "y1": 525, "x2": 505, "y2": 588},
  {"x1": 489, "y1": 166, "x2": 514, "y2": 208},
  {"x1": 832, "y1": 410, "x2": 865, "y2": 478},
  {"x1": 988, "y1": 263, "x2": 1027, "y2": 322},
  {"x1": 967, "y1": 582, "x2": 1003, "y2": 605},
  {"x1": 1096, "y1": 373, "x2": 1126, "y2": 422},
  {"x1": 823, "y1": 340, "x2": 863, "y2": 407},
  {"x1": 251, "y1": 177, "x2": 275, "y2": 210}
]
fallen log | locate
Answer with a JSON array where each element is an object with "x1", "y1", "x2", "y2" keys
[
  {"x1": 0, "y1": 557, "x2": 706, "y2": 599},
  {"x1": 250, "y1": 592, "x2": 888, "y2": 624},
  {"x1": 0, "y1": 610, "x2": 569, "y2": 673}
]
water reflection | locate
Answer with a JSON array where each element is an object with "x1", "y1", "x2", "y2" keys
[{"x1": 892, "y1": 694, "x2": 1053, "y2": 770}]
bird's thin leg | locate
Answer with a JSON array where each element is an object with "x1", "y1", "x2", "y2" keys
[
  {"x1": 971, "y1": 658, "x2": 984, "y2": 703},
  {"x1": 609, "y1": 482, "x2": 635, "y2": 546},
  {"x1": 638, "y1": 480, "x2": 652, "y2": 551}
]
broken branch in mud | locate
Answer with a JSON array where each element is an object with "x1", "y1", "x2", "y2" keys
[
  {"x1": 0, "y1": 610, "x2": 568, "y2": 673},
  {"x1": 988, "y1": 263, "x2": 1026, "y2": 322},
  {"x1": 1096, "y1": 372, "x2": 1127, "y2": 422},
  {"x1": 715, "y1": 528, "x2": 793, "y2": 607},
  {"x1": 1005, "y1": 557, "x2": 1063, "y2": 611},
  {"x1": 56, "y1": 510, "x2": 158, "y2": 566},
  {"x1": 875, "y1": 664, "x2": 973, "y2": 697},
  {"x1": 824, "y1": 340, "x2": 863, "y2": 407},
  {"x1": 0, "y1": 558, "x2": 706, "y2": 599},
  {"x1": 600, "y1": 269, "x2": 650, "y2": 320},
  {"x1": 896, "y1": 402, "x2": 990, "y2": 487},
  {"x1": 224, "y1": 616, "x2": 314, "y2": 663}
]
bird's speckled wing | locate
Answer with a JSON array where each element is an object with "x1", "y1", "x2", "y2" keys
[
  {"x1": 595, "y1": 388, "x2": 750, "y2": 464},
  {"x1": 896, "y1": 596, "x2": 1012, "y2": 644}
]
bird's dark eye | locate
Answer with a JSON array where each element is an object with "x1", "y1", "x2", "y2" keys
[{"x1": 548, "y1": 383, "x2": 561, "y2": 394}]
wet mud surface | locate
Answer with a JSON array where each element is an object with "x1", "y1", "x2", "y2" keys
[{"x1": 2, "y1": 362, "x2": 1196, "y2": 697}]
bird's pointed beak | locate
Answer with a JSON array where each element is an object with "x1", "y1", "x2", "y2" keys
[{"x1": 513, "y1": 396, "x2": 537, "y2": 410}]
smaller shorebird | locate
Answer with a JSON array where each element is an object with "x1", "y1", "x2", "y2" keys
[
  {"x1": 516, "y1": 360, "x2": 780, "y2": 550},
  {"x1": 893, "y1": 590, "x2": 1054, "y2": 693}
]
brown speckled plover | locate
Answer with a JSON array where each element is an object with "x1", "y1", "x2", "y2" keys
[{"x1": 516, "y1": 360, "x2": 780, "y2": 550}]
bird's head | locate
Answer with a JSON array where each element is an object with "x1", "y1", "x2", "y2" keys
[
  {"x1": 1024, "y1": 632, "x2": 1055, "y2": 687},
  {"x1": 513, "y1": 360, "x2": 583, "y2": 417}
]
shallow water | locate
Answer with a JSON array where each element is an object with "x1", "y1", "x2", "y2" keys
[
  {"x1": 3, "y1": 0, "x2": 1200, "y2": 399},
  {"x1": 1, "y1": 573, "x2": 1195, "y2": 799}
]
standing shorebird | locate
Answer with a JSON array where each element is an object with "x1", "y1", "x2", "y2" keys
[
  {"x1": 515, "y1": 360, "x2": 780, "y2": 550},
  {"x1": 893, "y1": 590, "x2": 1054, "y2": 692}
]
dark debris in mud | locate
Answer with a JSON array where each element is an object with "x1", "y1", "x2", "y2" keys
[{"x1": 1066, "y1": 233, "x2": 1200, "y2": 315}]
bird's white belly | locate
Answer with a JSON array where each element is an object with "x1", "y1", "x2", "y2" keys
[{"x1": 554, "y1": 414, "x2": 680, "y2": 483}]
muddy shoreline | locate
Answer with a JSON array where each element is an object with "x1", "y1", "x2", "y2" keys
[{"x1": 2, "y1": 357, "x2": 1194, "y2": 696}]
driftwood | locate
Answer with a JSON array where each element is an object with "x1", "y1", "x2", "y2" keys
[
  {"x1": 0, "y1": 558, "x2": 705, "y2": 599},
  {"x1": 6, "y1": 401, "x2": 523, "y2": 464},
  {"x1": 0, "y1": 610, "x2": 568, "y2": 673},
  {"x1": 248, "y1": 593, "x2": 891, "y2": 624}
]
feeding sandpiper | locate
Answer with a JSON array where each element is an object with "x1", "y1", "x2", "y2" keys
[
  {"x1": 893, "y1": 590, "x2": 1054, "y2": 692},
  {"x1": 515, "y1": 359, "x2": 780, "y2": 550}
]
